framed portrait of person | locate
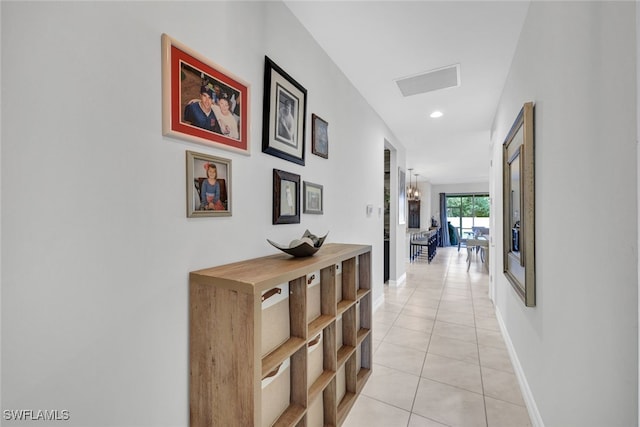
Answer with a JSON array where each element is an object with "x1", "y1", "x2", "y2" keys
[
  {"x1": 262, "y1": 56, "x2": 307, "y2": 165},
  {"x1": 162, "y1": 34, "x2": 250, "y2": 155},
  {"x1": 273, "y1": 169, "x2": 300, "y2": 224},
  {"x1": 186, "y1": 151, "x2": 232, "y2": 218}
]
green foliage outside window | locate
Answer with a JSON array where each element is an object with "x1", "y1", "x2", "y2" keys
[{"x1": 446, "y1": 195, "x2": 489, "y2": 217}]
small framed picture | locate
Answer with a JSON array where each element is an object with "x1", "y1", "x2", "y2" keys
[
  {"x1": 303, "y1": 181, "x2": 323, "y2": 214},
  {"x1": 273, "y1": 169, "x2": 300, "y2": 224},
  {"x1": 262, "y1": 56, "x2": 307, "y2": 165},
  {"x1": 186, "y1": 151, "x2": 232, "y2": 218},
  {"x1": 162, "y1": 34, "x2": 250, "y2": 155},
  {"x1": 311, "y1": 114, "x2": 329, "y2": 158}
]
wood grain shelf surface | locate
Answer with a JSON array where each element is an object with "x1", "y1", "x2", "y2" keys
[
  {"x1": 337, "y1": 345, "x2": 355, "y2": 367},
  {"x1": 308, "y1": 370, "x2": 335, "y2": 402},
  {"x1": 190, "y1": 243, "x2": 371, "y2": 294},
  {"x1": 262, "y1": 337, "x2": 306, "y2": 379},
  {"x1": 308, "y1": 314, "x2": 334, "y2": 339}
]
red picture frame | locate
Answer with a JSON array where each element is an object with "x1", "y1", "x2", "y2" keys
[{"x1": 162, "y1": 34, "x2": 250, "y2": 155}]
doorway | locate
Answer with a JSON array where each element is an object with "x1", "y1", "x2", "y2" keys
[{"x1": 384, "y1": 149, "x2": 390, "y2": 283}]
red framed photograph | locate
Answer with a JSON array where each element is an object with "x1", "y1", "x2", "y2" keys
[{"x1": 162, "y1": 34, "x2": 250, "y2": 155}]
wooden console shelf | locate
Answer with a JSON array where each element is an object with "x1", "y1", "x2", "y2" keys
[{"x1": 189, "y1": 243, "x2": 373, "y2": 427}]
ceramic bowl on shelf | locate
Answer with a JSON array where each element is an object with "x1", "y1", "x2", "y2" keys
[{"x1": 267, "y1": 230, "x2": 329, "y2": 257}]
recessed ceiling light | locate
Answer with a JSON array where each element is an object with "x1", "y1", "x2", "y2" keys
[{"x1": 430, "y1": 111, "x2": 443, "y2": 118}]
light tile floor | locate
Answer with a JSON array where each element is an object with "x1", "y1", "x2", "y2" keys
[{"x1": 343, "y1": 247, "x2": 532, "y2": 427}]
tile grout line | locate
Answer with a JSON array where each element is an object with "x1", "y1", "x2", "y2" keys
[
  {"x1": 407, "y1": 249, "x2": 452, "y2": 425},
  {"x1": 468, "y1": 252, "x2": 491, "y2": 427}
]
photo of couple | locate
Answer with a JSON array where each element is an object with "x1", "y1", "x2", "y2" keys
[{"x1": 180, "y1": 63, "x2": 242, "y2": 141}]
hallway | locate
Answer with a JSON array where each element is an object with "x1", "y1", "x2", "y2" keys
[{"x1": 344, "y1": 247, "x2": 532, "y2": 427}]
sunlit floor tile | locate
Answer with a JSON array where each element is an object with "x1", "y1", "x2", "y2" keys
[
  {"x1": 435, "y1": 308, "x2": 476, "y2": 327},
  {"x1": 401, "y1": 304, "x2": 438, "y2": 320},
  {"x1": 476, "y1": 328, "x2": 508, "y2": 350},
  {"x1": 374, "y1": 341, "x2": 427, "y2": 376},
  {"x1": 475, "y1": 315, "x2": 501, "y2": 331},
  {"x1": 485, "y1": 396, "x2": 532, "y2": 427},
  {"x1": 362, "y1": 364, "x2": 420, "y2": 411},
  {"x1": 342, "y1": 394, "x2": 411, "y2": 427},
  {"x1": 481, "y1": 366, "x2": 526, "y2": 406},
  {"x1": 421, "y1": 353, "x2": 483, "y2": 393},
  {"x1": 412, "y1": 378, "x2": 486, "y2": 427},
  {"x1": 428, "y1": 334, "x2": 480, "y2": 364},
  {"x1": 374, "y1": 308, "x2": 402, "y2": 325},
  {"x1": 383, "y1": 325, "x2": 431, "y2": 351},
  {"x1": 478, "y1": 345, "x2": 515, "y2": 373},
  {"x1": 394, "y1": 313, "x2": 435, "y2": 334},
  {"x1": 407, "y1": 413, "x2": 449, "y2": 427},
  {"x1": 432, "y1": 320, "x2": 478, "y2": 343}
]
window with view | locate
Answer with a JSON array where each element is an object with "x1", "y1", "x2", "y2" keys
[{"x1": 446, "y1": 194, "x2": 490, "y2": 240}]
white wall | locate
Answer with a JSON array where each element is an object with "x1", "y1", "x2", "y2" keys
[
  {"x1": 490, "y1": 2, "x2": 637, "y2": 426},
  {"x1": 637, "y1": 2, "x2": 640, "y2": 424},
  {"x1": 417, "y1": 180, "x2": 433, "y2": 229},
  {"x1": 0, "y1": 2, "x2": 405, "y2": 425}
]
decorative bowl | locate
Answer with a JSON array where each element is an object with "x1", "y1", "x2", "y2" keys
[{"x1": 267, "y1": 230, "x2": 328, "y2": 257}]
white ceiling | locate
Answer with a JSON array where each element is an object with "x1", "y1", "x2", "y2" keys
[{"x1": 285, "y1": 0, "x2": 530, "y2": 185}]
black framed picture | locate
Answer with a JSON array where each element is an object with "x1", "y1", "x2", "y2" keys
[
  {"x1": 311, "y1": 114, "x2": 328, "y2": 158},
  {"x1": 273, "y1": 169, "x2": 301, "y2": 224},
  {"x1": 262, "y1": 56, "x2": 307, "y2": 165}
]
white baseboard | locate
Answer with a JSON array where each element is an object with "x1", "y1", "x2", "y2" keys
[
  {"x1": 387, "y1": 273, "x2": 406, "y2": 287},
  {"x1": 495, "y1": 308, "x2": 545, "y2": 427},
  {"x1": 373, "y1": 293, "x2": 384, "y2": 313}
]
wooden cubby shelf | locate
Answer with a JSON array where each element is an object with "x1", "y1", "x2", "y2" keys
[
  {"x1": 308, "y1": 314, "x2": 333, "y2": 340},
  {"x1": 189, "y1": 243, "x2": 372, "y2": 427},
  {"x1": 274, "y1": 404, "x2": 305, "y2": 427},
  {"x1": 337, "y1": 392, "x2": 357, "y2": 423},
  {"x1": 337, "y1": 345, "x2": 356, "y2": 367},
  {"x1": 308, "y1": 370, "x2": 335, "y2": 402},
  {"x1": 262, "y1": 337, "x2": 307, "y2": 379}
]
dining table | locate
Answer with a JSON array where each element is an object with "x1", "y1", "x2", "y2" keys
[{"x1": 466, "y1": 236, "x2": 489, "y2": 272}]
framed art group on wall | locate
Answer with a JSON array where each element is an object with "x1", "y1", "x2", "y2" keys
[{"x1": 164, "y1": 36, "x2": 329, "y2": 225}]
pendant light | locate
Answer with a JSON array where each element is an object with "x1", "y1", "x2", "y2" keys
[{"x1": 407, "y1": 169, "x2": 420, "y2": 201}]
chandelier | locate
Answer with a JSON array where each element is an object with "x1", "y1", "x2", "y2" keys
[{"x1": 407, "y1": 168, "x2": 420, "y2": 201}]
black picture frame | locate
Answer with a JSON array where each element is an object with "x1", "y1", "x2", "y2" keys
[
  {"x1": 262, "y1": 56, "x2": 307, "y2": 165},
  {"x1": 311, "y1": 114, "x2": 329, "y2": 159},
  {"x1": 273, "y1": 169, "x2": 301, "y2": 224}
]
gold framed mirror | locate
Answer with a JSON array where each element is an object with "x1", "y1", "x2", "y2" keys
[{"x1": 502, "y1": 102, "x2": 535, "y2": 306}]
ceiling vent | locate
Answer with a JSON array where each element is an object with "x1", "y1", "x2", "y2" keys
[{"x1": 395, "y1": 64, "x2": 460, "y2": 97}]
